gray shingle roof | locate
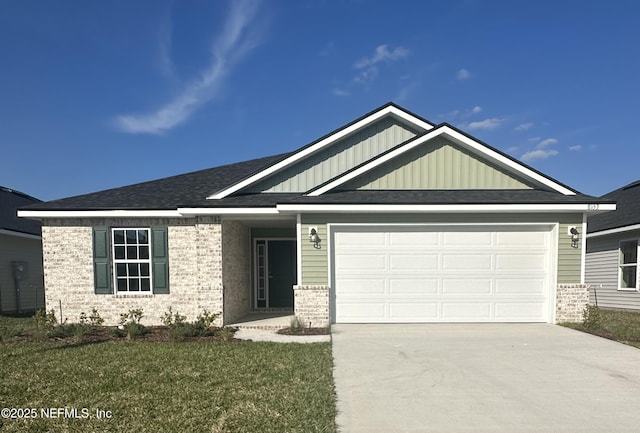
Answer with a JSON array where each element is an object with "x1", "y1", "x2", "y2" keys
[
  {"x1": 0, "y1": 187, "x2": 41, "y2": 235},
  {"x1": 22, "y1": 153, "x2": 291, "y2": 211},
  {"x1": 588, "y1": 180, "x2": 640, "y2": 233}
]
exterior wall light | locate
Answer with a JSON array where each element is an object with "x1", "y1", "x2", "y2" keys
[
  {"x1": 309, "y1": 227, "x2": 321, "y2": 249},
  {"x1": 570, "y1": 226, "x2": 580, "y2": 248}
]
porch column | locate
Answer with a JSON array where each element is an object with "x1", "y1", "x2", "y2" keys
[
  {"x1": 556, "y1": 283, "x2": 589, "y2": 323},
  {"x1": 293, "y1": 285, "x2": 330, "y2": 327}
]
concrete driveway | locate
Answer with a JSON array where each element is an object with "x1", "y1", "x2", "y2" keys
[{"x1": 332, "y1": 324, "x2": 640, "y2": 433}]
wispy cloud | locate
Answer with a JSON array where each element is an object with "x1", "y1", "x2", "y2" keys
[
  {"x1": 514, "y1": 122, "x2": 533, "y2": 132},
  {"x1": 521, "y1": 149, "x2": 558, "y2": 162},
  {"x1": 520, "y1": 136, "x2": 560, "y2": 162},
  {"x1": 355, "y1": 44, "x2": 409, "y2": 69},
  {"x1": 537, "y1": 138, "x2": 558, "y2": 148},
  {"x1": 114, "y1": 0, "x2": 264, "y2": 135},
  {"x1": 569, "y1": 145, "x2": 582, "y2": 151},
  {"x1": 467, "y1": 117, "x2": 503, "y2": 131},
  {"x1": 352, "y1": 44, "x2": 409, "y2": 86},
  {"x1": 456, "y1": 68, "x2": 471, "y2": 80}
]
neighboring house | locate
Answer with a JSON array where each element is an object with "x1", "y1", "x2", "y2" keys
[
  {"x1": 19, "y1": 103, "x2": 615, "y2": 326},
  {"x1": 586, "y1": 180, "x2": 640, "y2": 310},
  {"x1": 1, "y1": 186, "x2": 45, "y2": 314}
]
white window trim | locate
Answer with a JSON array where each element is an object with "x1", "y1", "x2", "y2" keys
[
  {"x1": 112, "y1": 228, "x2": 153, "y2": 295},
  {"x1": 617, "y1": 238, "x2": 639, "y2": 292}
]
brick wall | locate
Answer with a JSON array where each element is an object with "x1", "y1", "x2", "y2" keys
[
  {"x1": 556, "y1": 283, "x2": 589, "y2": 323},
  {"x1": 41, "y1": 217, "x2": 225, "y2": 326},
  {"x1": 222, "y1": 220, "x2": 251, "y2": 325},
  {"x1": 293, "y1": 285, "x2": 330, "y2": 327}
]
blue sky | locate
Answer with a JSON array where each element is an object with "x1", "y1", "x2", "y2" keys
[{"x1": 1, "y1": 0, "x2": 638, "y2": 201}]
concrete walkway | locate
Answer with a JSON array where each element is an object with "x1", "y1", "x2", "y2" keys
[{"x1": 332, "y1": 324, "x2": 640, "y2": 433}]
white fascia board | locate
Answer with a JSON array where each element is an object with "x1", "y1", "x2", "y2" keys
[
  {"x1": 309, "y1": 125, "x2": 577, "y2": 197},
  {"x1": 0, "y1": 228, "x2": 41, "y2": 240},
  {"x1": 587, "y1": 223, "x2": 640, "y2": 239},
  {"x1": 207, "y1": 105, "x2": 433, "y2": 200},
  {"x1": 17, "y1": 210, "x2": 185, "y2": 218},
  {"x1": 178, "y1": 207, "x2": 279, "y2": 215},
  {"x1": 277, "y1": 203, "x2": 617, "y2": 214}
]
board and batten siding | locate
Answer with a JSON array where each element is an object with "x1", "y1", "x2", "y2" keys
[
  {"x1": 249, "y1": 117, "x2": 419, "y2": 193},
  {"x1": 300, "y1": 213, "x2": 583, "y2": 286},
  {"x1": 343, "y1": 137, "x2": 532, "y2": 190},
  {"x1": 586, "y1": 233, "x2": 640, "y2": 310}
]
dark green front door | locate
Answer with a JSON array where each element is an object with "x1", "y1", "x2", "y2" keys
[{"x1": 267, "y1": 240, "x2": 296, "y2": 308}]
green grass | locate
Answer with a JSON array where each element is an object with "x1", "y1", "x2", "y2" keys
[
  {"x1": 0, "y1": 316, "x2": 336, "y2": 433},
  {"x1": 562, "y1": 307, "x2": 640, "y2": 348}
]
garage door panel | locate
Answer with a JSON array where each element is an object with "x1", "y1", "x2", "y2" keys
[
  {"x1": 495, "y1": 279, "x2": 546, "y2": 294},
  {"x1": 333, "y1": 226, "x2": 552, "y2": 323},
  {"x1": 389, "y1": 254, "x2": 438, "y2": 270},
  {"x1": 337, "y1": 279, "x2": 385, "y2": 295},
  {"x1": 389, "y1": 279, "x2": 439, "y2": 294},
  {"x1": 389, "y1": 303, "x2": 438, "y2": 320},
  {"x1": 443, "y1": 231, "x2": 492, "y2": 246},
  {"x1": 497, "y1": 231, "x2": 548, "y2": 246},
  {"x1": 389, "y1": 231, "x2": 438, "y2": 246},
  {"x1": 496, "y1": 254, "x2": 547, "y2": 270},
  {"x1": 442, "y1": 279, "x2": 492, "y2": 294},
  {"x1": 336, "y1": 254, "x2": 386, "y2": 271},
  {"x1": 335, "y1": 231, "x2": 385, "y2": 246},
  {"x1": 444, "y1": 254, "x2": 492, "y2": 270},
  {"x1": 442, "y1": 302, "x2": 492, "y2": 319},
  {"x1": 495, "y1": 303, "x2": 545, "y2": 320}
]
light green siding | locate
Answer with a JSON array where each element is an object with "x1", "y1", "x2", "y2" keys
[
  {"x1": 249, "y1": 117, "x2": 419, "y2": 193},
  {"x1": 300, "y1": 213, "x2": 583, "y2": 286},
  {"x1": 300, "y1": 216, "x2": 329, "y2": 285},
  {"x1": 344, "y1": 137, "x2": 532, "y2": 190}
]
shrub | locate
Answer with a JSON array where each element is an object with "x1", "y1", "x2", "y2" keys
[
  {"x1": 217, "y1": 326, "x2": 236, "y2": 342},
  {"x1": 161, "y1": 309, "x2": 220, "y2": 341},
  {"x1": 117, "y1": 309, "x2": 147, "y2": 340},
  {"x1": 33, "y1": 309, "x2": 58, "y2": 341}
]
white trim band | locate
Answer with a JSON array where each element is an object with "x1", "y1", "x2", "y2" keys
[
  {"x1": 587, "y1": 223, "x2": 640, "y2": 238},
  {"x1": 18, "y1": 210, "x2": 185, "y2": 218},
  {"x1": 277, "y1": 203, "x2": 617, "y2": 213}
]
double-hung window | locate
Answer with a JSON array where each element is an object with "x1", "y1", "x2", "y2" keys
[
  {"x1": 113, "y1": 229, "x2": 151, "y2": 293},
  {"x1": 619, "y1": 240, "x2": 638, "y2": 290},
  {"x1": 92, "y1": 226, "x2": 169, "y2": 295}
]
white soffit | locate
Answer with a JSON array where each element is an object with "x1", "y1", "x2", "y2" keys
[
  {"x1": 207, "y1": 105, "x2": 433, "y2": 200},
  {"x1": 308, "y1": 125, "x2": 577, "y2": 196}
]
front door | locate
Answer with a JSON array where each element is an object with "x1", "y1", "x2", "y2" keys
[{"x1": 255, "y1": 239, "x2": 296, "y2": 308}]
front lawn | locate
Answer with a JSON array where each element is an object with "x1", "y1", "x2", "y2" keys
[
  {"x1": 0, "y1": 316, "x2": 336, "y2": 433},
  {"x1": 562, "y1": 306, "x2": 640, "y2": 349}
]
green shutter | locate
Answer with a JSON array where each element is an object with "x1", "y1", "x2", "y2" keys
[
  {"x1": 152, "y1": 227, "x2": 170, "y2": 294},
  {"x1": 93, "y1": 227, "x2": 112, "y2": 294}
]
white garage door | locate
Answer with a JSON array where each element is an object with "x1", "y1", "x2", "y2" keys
[{"x1": 333, "y1": 225, "x2": 553, "y2": 323}]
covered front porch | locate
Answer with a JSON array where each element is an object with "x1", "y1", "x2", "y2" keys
[{"x1": 221, "y1": 216, "x2": 297, "y2": 325}]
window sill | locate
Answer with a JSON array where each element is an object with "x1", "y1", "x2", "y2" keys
[
  {"x1": 616, "y1": 288, "x2": 639, "y2": 292},
  {"x1": 114, "y1": 293, "x2": 154, "y2": 298}
]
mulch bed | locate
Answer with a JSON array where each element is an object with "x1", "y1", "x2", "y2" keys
[
  {"x1": 276, "y1": 327, "x2": 330, "y2": 336},
  {"x1": 13, "y1": 326, "x2": 239, "y2": 344}
]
